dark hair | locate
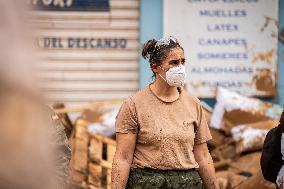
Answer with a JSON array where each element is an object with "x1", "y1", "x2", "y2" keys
[{"x1": 142, "y1": 37, "x2": 183, "y2": 67}]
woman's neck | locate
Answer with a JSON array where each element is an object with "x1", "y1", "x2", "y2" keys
[{"x1": 150, "y1": 76, "x2": 180, "y2": 102}]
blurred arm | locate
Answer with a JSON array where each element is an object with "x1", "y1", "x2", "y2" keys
[
  {"x1": 111, "y1": 133, "x2": 137, "y2": 189},
  {"x1": 193, "y1": 143, "x2": 219, "y2": 189}
]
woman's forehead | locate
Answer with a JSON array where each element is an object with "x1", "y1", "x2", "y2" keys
[{"x1": 166, "y1": 48, "x2": 184, "y2": 59}]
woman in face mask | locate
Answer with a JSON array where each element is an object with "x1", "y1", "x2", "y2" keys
[{"x1": 111, "y1": 37, "x2": 219, "y2": 189}]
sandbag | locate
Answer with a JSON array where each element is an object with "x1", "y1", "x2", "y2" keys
[{"x1": 210, "y1": 87, "x2": 282, "y2": 132}]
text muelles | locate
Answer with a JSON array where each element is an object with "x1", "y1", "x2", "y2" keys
[{"x1": 200, "y1": 9, "x2": 246, "y2": 17}]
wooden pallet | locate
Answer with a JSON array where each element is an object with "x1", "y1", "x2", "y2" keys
[
  {"x1": 88, "y1": 134, "x2": 116, "y2": 189},
  {"x1": 70, "y1": 119, "x2": 89, "y2": 188},
  {"x1": 70, "y1": 118, "x2": 116, "y2": 189}
]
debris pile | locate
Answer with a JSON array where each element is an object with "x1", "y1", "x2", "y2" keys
[{"x1": 207, "y1": 87, "x2": 283, "y2": 189}]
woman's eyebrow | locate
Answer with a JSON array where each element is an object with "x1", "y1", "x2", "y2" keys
[
  {"x1": 169, "y1": 58, "x2": 185, "y2": 62},
  {"x1": 169, "y1": 59, "x2": 181, "y2": 62}
]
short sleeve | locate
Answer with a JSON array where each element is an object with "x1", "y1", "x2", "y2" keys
[
  {"x1": 194, "y1": 102, "x2": 212, "y2": 145},
  {"x1": 115, "y1": 98, "x2": 138, "y2": 134}
]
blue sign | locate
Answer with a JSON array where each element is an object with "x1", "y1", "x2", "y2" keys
[{"x1": 29, "y1": 0, "x2": 110, "y2": 12}]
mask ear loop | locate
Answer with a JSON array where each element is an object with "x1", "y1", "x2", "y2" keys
[
  {"x1": 151, "y1": 64, "x2": 168, "y2": 84},
  {"x1": 158, "y1": 66, "x2": 168, "y2": 83},
  {"x1": 158, "y1": 65, "x2": 166, "y2": 72}
]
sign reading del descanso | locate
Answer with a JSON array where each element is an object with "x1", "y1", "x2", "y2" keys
[{"x1": 164, "y1": 0, "x2": 278, "y2": 98}]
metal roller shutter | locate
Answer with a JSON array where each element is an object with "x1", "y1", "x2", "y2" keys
[{"x1": 30, "y1": 0, "x2": 140, "y2": 108}]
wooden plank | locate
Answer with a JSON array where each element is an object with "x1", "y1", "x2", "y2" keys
[
  {"x1": 73, "y1": 119, "x2": 89, "y2": 176},
  {"x1": 53, "y1": 102, "x2": 93, "y2": 110},
  {"x1": 89, "y1": 137, "x2": 103, "y2": 187},
  {"x1": 100, "y1": 159, "x2": 113, "y2": 169},
  {"x1": 89, "y1": 137, "x2": 103, "y2": 163},
  {"x1": 55, "y1": 106, "x2": 91, "y2": 114},
  {"x1": 70, "y1": 170, "x2": 86, "y2": 186},
  {"x1": 107, "y1": 183, "x2": 111, "y2": 189},
  {"x1": 107, "y1": 144, "x2": 116, "y2": 164},
  {"x1": 88, "y1": 134, "x2": 116, "y2": 188},
  {"x1": 75, "y1": 119, "x2": 89, "y2": 140},
  {"x1": 88, "y1": 184, "x2": 101, "y2": 189},
  {"x1": 73, "y1": 139, "x2": 88, "y2": 173},
  {"x1": 91, "y1": 134, "x2": 116, "y2": 146},
  {"x1": 107, "y1": 144, "x2": 116, "y2": 186}
]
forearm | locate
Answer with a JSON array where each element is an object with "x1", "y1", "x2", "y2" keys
[
  {"x1": 111, "y1": 156, "x2": 132, "y2": 189},
  {"x1": 197, "y1": 154, "x2": 219, "y2": 189}
]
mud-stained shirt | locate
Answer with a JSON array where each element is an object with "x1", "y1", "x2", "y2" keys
[{"x1": 115, "y1": 85, "x2": 212, "y2": 170}]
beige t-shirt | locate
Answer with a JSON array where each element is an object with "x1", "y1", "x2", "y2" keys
[{"x1": 115, "y1": 85, "x2": 212, "y2": 170}]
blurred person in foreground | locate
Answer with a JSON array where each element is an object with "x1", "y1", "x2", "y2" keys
[
  {"x1": 0, "y1": 1, "x2": 71, "y2": 188},
  {"x1": 261, "y1": 110, "x2": 284, "y2": 189},
  {"x1": 111, "y1": 36, "x2": 219, "y2": 189}
]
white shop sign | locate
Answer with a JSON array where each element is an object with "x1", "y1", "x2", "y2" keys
[{"x1": 164, "y1": 0, "x2": 278, "y2": 98}]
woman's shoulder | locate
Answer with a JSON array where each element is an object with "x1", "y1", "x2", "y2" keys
[
  {"x1": 124, "y1": 86, "x2": 151, "y2": 104},
  {"x1": 182, "y1": 89, "x2": 201, "y2": 105}
]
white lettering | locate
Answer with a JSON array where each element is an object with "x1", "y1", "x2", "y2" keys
[{"x1": 42, "y1": 0, "x2": 53, "y2": 6}]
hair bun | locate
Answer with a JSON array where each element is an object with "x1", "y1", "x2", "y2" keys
[{"x1": 142, "y1": 39, "x2": 157, "y2": 61}]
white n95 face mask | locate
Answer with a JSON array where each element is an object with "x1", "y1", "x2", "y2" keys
[{"x1": 159, "y1": 65, "x2": 186, "y2": 87}]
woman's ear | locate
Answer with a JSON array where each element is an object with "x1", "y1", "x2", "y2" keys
[{"x1": 151, "y1": 64, "x2": 159, "y2": 73}]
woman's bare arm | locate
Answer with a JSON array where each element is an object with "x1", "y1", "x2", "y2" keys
[
  {"x1": 111, "y1": 133, "x2": 137, "y2": 189},
  {"x1": 193, "y1": 143, "x2": 219, "y2": 189}
]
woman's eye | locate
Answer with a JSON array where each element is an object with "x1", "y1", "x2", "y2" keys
[
  {"x1": 171, "y1": 60, "x2": 179, "y2": 65},
  {"x1": 170, "y1": 59, "x2": 185, "y2": 65}
]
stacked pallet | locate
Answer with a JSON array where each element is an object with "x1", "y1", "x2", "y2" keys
[
  {"x1": 70, "y1": 118, "x2": 116, "y2": 189},
  {"x1": 70, "y1": 119, "x2": 88, "y2": 188}
]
